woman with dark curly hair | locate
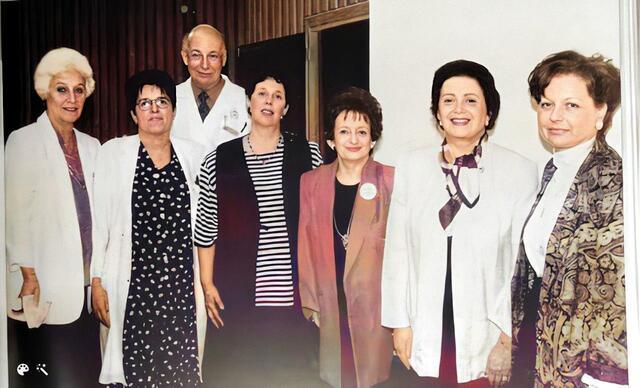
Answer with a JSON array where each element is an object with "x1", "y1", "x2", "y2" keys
[
  {"x1": 511, "y1": 50, "x2": 627, "y2": 387},
  {"x1": 298, "y1": 87, "x2": 394, "y2": 387}
]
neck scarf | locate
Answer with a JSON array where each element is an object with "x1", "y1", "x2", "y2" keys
[{"x1": 438, "y1": 141, "x2": 482, "y2": 230}]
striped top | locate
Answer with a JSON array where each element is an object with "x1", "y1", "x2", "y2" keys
[{"x1": 195, "y1": 135, "x2": 322, "y2": 306}]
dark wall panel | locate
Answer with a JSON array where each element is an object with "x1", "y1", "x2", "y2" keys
[
  {"x1": 239, "y1": 0, "x2": 367, "y2": 45},
  {"x1": 1, "y1": 0, "x2": 237, "y2": 143}
]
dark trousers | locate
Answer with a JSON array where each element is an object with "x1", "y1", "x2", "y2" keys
[
  {"x1": 509, "y1": 277, "x2": 542, "y2": 388},
  {"x1": 379, "y1": 237, "x2": 491, "y2": 388},
  {"x1": 7, "y1": 289, "x2": 101, "y2": 388},
  {"x1": 201, "y1": 304, "x2": 326, "y2": 388},
  {"x1": 380, "y1": 358, "x2": 491, "y2": 388}
]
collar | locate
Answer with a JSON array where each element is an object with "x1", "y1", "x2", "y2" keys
[
  {"x1": 38, "y1": 111, "x2": 77, "y2": 138},
  {"x1": 553, "y1": 137, "x2": 595, "y2": 169},
  {"x1": 190, "y1": 74, "x2": 226, "y2": 100},
  {"x1": 440, "y1": 138, "x2": 484, "y2": 170}
]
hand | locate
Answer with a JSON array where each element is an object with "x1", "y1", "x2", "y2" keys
[
  {"x1": 19, "y1": 267, "x2": 40, "y2": 306},
  {"x1": 91, "y1": 278, "x2": 111, "y2": 328},
  {"x1": 393, "y1": 327, "x2": 413, "y2": 370},
  {"x1": 311, "y1": 311, "x2": 320, "y2": 328},
  {"x1": 202, "y1": 283, "x2": 225, "y2": 328},
  {"x1": 486, "y1": 333, "x2": 512, "y2": 387}
]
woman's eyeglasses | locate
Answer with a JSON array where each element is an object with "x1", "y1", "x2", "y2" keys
[{"x1": 136, "y1": 97, "x2": 171, "y2": 111}]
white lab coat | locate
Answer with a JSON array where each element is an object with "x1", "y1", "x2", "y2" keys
[
  {"x1": 381, "y1": 142, "x2": 537, "y2": 382},
  {"x1": 90, "y1": 135, "x2": 207, "y2": 385},
  {"x1": 5, "y1": 112, "x2": 100, "y2": 324},
  {"x1": 172, "y1": 75, "x2": 250, "y2": 153}
]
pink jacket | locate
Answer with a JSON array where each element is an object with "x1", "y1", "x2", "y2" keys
[{"x1": 298, "y1": 158, "x2": 394, "y2": 388}]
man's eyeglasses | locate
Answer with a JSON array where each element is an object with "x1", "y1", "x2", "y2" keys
[
  {"x1": 188, "y1": 51, "x2": 222, "y2": 64},
  {"x1": 136, "y1": 97, "x2": 171, "y2": 111}
]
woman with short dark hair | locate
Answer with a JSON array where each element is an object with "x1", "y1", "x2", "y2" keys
[
  {"x1": 91, "y1": 69, "x2": 207, "y2": 386},
  {"x1": 511, "y1": 50, "x2": 627, "y2": 387},
  {"x1": 382, "y1": 60, "x2": 538, "y2": 387},
  {"x1": 298, "y1": 87, "x2": 394, "y2": 387},
  {"x1": 195, "y1": 74, "x2": 324, "y2": 386}
]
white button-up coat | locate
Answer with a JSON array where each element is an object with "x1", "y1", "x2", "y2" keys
[
  {"x1": 172, "y1": 76, "x2": 250, "y2": 153},
  {"x1": 90, "y1": 135, "x2": 207, "y2": 385},
  {"x1": 5, "y1": 112, "x2": 100, "y2": 324},
  {"x1": 381, "y1": 142, "x2": 537, "y2": 382}
]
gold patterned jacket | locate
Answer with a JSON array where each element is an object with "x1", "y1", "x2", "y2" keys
[{"x1": 511, "y1": 141, "x2": 627, "y2": 387}]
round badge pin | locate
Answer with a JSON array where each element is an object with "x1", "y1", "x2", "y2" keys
[{"x1": 359, "y1": 182, "x2": 377, "y2": 200}]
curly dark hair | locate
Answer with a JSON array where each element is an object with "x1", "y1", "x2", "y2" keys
[
  {"x1": 528, "y1": 50, "x2": 620, "y2": 140},
  {"x1": 325, "y1": 87, "x2": 383, "y2": 142}
]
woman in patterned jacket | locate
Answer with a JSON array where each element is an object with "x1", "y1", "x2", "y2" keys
[{"x1": 511, "y1": 51, "x2": 627, "y2": 387}]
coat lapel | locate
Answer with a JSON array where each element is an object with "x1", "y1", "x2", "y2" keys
[
  {"x1": 545, "y1": 146, "x2": 600, "y2": 260},
  {"x1": 344, "y1": 159, "x2": 379, "y2": 279},
  {"x1": 37, "y1": 113, "x2": 75, "y2": 211},
  {"x1": 317, "y1": 161, "x2": 338, "y2": 273}
]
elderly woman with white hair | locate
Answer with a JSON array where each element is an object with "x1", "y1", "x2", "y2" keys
[{"x1": 5, "y1": 47, "x2": 101, "y2": 387}]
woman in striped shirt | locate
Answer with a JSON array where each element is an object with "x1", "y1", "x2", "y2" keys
[{"x1": 195, "y1": 74, "x2": 323, "y2": 386}]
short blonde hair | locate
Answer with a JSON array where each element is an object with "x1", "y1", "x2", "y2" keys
[
  {"x1": 33, "y1": 47, "x2": 95, "y2": 100},
  {"x1": 181, "y1": 24, "x2": 227, "y2": 66}
]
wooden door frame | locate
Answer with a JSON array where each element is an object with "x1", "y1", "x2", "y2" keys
[{"x1": 304, "y1": 2, "x2": 369, "y2": 143}]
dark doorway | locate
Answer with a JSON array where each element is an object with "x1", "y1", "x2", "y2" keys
[
  {"x1": 320, "y1": 19, "x2": 369, "y2": 162},
  {"x1": 235, "y1": 33, "x2": 306, "y2": 139}
]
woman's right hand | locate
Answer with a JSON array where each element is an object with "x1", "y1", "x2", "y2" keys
[
  {"x1": 203, "y1": 283, "x2": 225, "y2": 328},
  {"x1": 393, "y1": 326, "x2": 413, "y2": 370},
  {"x1": 19, "y1": 267, "x2": 40, "y2": 305},
  {"x1": 91, "y1": 278, "x2": 111, "y2": 328}
]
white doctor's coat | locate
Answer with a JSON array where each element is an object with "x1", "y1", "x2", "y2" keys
[
  {"x1": 172, "y1": 75, "x2": 249, "y2": 153},
  {"x1": 90, "y1": 135, "x2": 207, "y2": 385}
]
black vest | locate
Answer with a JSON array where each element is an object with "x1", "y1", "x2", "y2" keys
[{"x1": 214, "y1": 132, "x2": 312, "y2": 312}]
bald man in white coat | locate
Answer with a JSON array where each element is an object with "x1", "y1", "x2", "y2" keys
[{"x1": 172, "y1": 24, "x2": 249, "y2": 153}]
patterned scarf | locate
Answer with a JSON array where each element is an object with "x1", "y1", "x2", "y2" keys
[{"x1": 438, "y1": 141, "x2": 482, "y2": 230}]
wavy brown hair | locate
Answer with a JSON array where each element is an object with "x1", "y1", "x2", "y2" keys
[{"x1": 528, "y1": 50, "x2": 620, "y2": 142}]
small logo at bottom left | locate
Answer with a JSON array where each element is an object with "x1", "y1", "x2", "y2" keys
[
  {"x1": 16, "y1": 363, "x2": 29, "y2": 376},
  {"x1": 36, "y1": 363, "x2": 49, "y2": 376}
]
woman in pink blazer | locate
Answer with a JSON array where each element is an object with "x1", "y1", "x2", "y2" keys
[{"x1": 298, "y1": 87, "x2": 394, "y2": 388}]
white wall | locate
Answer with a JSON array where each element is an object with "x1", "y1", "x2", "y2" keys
[
  {"x1": 370, "y1": 1, "x2": 639, "y2": 385},
  {"x1": 370, "y1": 0, "x2": 621, "y2": 169}
]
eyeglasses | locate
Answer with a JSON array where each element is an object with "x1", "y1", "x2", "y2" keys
[
  {"x1": 188, "y1": 52, "x2": 222, "y2": 64},
  {"x1": 136, "y1": 97, "x2": 171, "y2": 111}
]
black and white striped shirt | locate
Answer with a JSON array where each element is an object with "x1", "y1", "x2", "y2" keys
[{"x1": 195, "y1": 135, "x2": 322, "y2": 306}]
